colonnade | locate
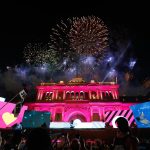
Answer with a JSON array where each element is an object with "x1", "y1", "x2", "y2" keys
[{"x1": 37, "y1": 89, "x2": 119, "y2": 101}]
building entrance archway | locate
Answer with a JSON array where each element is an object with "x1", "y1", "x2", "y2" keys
[{"x1": 67, "y1": 111, "x2": 87, "y2": 122}]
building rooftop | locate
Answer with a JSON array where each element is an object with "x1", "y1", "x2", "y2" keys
[{"x1": 40, "y1": 77, "x2": 117, "y2": 86}]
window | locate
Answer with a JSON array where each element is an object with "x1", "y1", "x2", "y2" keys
[
  {"x1": 92, "y1": 113, "x2": 100, "y2": 121},
  {"x1": 55, "y1": 113, "x2": 62, "y2": 121}
]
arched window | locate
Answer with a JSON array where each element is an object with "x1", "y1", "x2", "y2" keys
[
  {"x1": 102, "y1": 92, "x2": 105, "y2": 100},
  {"x1": 85, "y1": 92, "x2": 89, "y2": 100},
  {"x1": 109, "y1": 91, "x2": 113, "y2": 99},
  {"x1": 105, "y1": 91, "x2": 110, "y2": 100},
  {"x1": 71, "y1": 91, "x2": 75, "y2": 100},
  {"x1": 45, "y1": 92, "x2": 49, "y2": 101},
  {"x1": 58, "y1": 91, "x2": 63, "y2": 100},
  {"x1": 80, "y1": 91, "x2": 84, "y2": 100},
  {"x1": 75, "y1": 92, "x2": 79, "y2": 100},
  {"x1": 66, "y1": 91, "x2": 70, "y2": 100},
  {"x1": 91, "y1": 91, "x2": 97, "y2": 100}
]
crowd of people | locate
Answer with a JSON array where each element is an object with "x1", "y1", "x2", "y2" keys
[{"x1": 0, "y1": 118, "x2": 150, "y2": 150}]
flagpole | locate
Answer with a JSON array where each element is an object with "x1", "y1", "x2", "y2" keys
[{"x1": 0, "y1": 93, "x2": 19, "y2": 111}]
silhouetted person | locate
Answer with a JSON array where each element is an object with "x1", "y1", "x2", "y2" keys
[
  {"x1": 0, "y1": 131, "x2": 2, "y2": 147},
  {"x1": 79, "y1": 136, "x2": 87, "y2": 150},
  {"x1": 1, "y1": 135, "x2": 12, "y2": 150},
  {"x1": 18, "y1": 136, "x2": 27, "y2": 150},
  {"x1": 70, "y1": 120, "x2": 74, "y2": 129},
  {"x1": 70, "y1": 138, "x2": 81, "y2": 150},
  {"x1": 26, "y1": 128, "x2": 51, "y2": 150},
  {"x1": 112, "y1": 117, "x2": 139, "y2": 150},
  {"x1": 41, "y1": 122, "x2": 48, "y2": 128}
]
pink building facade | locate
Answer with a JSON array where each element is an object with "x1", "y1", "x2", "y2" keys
[{"x1": 25, "y1": 78, "x2": 136, "y2": 125}]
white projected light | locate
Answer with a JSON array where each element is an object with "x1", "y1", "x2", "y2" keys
[
  {"x1": 73, "y1": 119, "x2": 82, "y2": 128},
  {"x1": 112, "y1": 116, "x2": 128, "y2": 128},
  {"x1": 0, "y1": 97, "x2": 6, "y2": 102},
  {"x1": 50, "y1": 121, "x2": 106, "y2": 128}
]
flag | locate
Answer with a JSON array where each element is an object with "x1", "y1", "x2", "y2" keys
[
  {"x1": 13, "y1": 101, "x2": 23, "y2": 117},
  {"x1": 19, "y1": 90, "x2": 27, "y2": 100}
]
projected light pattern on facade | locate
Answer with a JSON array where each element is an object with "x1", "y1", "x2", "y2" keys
[{"x1": 0, "y1": 102, "x2": 28, "y2": 128}]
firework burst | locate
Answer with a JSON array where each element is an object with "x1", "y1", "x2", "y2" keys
[
  {"x1": 24, "y1": 43, "x2": 59, "y2": 67},
  {"x1": 24, "y1": 43, "x2": 39, "y2": 64},
  {"x1": 69, "y1": 16, "x2": 109, "y2": 56},
  {"x1": 24, "y1": 16, "x2": 109, "y2": 74},
  {"x1": 48, "y1": 16, "x2": 109, "y2": 73},
  {"x1": 23, "y1": 43, "x2": 65, "y2": 78}
]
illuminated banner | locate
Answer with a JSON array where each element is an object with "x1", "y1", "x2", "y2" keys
[
  {"x1": 22, "y1": 110, "x2": 50, "y2": 128},
  {"x1": 130, "y1": 101, "x2": 150, "y2": 128},
  {"x1": 0, "y1": 102, "x2": 28, "y2": 128}
]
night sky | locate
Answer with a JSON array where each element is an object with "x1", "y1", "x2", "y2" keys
[{"x1": 0, "y1": 1, "x2": 149, "y2": 82}]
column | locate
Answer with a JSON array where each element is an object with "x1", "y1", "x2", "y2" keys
[
  {"x1": 100, "y1": 91, "x2": 103, "y2": 100},
  {"x1": 96, "y1": 90, "x2": 99, "y2": 99},
  {"x1": 116, "y1": 91, "x2": 119, "y2": 99},
  {"x1": 37, "y1": 91, "x2": 40, "y2": 100},
  {"x1": 61, "y1": 108, "x2": 64, "y2": 121},
  {"x1": 52, "y1": 90, "x2": 55, "y2": 100},
  {"x1": 114, "y1": 91, "x2": 117, "y2": 99},
  {"x1": 40, "y1": 91, "x2": 44, "y2": 100},
  {"x1": 99, "y1": 109, "x2": 103, "y2": 121},
  {"x1": 53, "y1": 108, "x2": 56, "y2": 122},
  {"x1": 79, "y1": 92, "x2": 81, "y2": 100},
  {"x1": 73, "y1": 92, "x2": 75, "y2": 100},
  {"x1": 90, "y1": 108, "x2": 93, "y2": 121},
  {"x1": 89, "y1": 90, "x2": 92, "y2": 99},
  {"x1": 83, "y1": 92, "x2": 85, "y2": 100},
  {"x1": 56, "y1": 90, "x2": 58, "y2": 100},
  {"x1": 111, "y1": 91, "x2": 115, "y2": 99},
  {"x1": 63, "y1": 91, "x2": 66, "y2": 100},
  {"x1": 101, "y1": 108, "x2": 105, "y2": 122}
]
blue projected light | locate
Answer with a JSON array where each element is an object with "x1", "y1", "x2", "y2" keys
[
  {"x1": 22, "y1": 110, "x2": 50, "y2": 128},
  {"x1": 130, "y1": 102, "x2": 150, "y2": 128}
]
